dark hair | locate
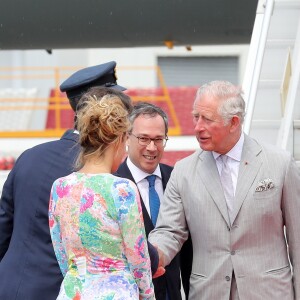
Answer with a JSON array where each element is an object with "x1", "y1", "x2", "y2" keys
[
  {"x1": 69, "y1": 95, "x2": 82, "y2": 112},
  {"x1": 129, "y1": 102, "x2": 169, "y2": 135}
]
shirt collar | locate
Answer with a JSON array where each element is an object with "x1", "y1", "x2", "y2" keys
[
  {"x1": 212, "y1": 133, "x2": 244, "y2": 162},
  {"x1": 126, "y1": 157, "x2": 162, "y2": 183}
]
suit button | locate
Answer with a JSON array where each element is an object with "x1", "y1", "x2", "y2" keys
[
  {"x1": 231, "y1": 250, "x2": 236, "y2": 255},
  {"x1": 225, "y1": 276, "x2": 231, "y2": 281}
]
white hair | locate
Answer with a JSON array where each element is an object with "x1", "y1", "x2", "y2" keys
[{"x1": 195, "y1": 80, "x2": 246, "y2": 124}]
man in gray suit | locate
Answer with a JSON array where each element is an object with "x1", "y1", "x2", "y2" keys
[{"x1": 149, "y1": 80, "x2": 300, "y2": 299}]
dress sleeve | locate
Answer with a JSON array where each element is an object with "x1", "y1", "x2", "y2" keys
[
  {"x1": 49, "y1": 179, "x2": 68, "y2": 276},
  {"x1": 113, "y1": 179, "x2": 155, "y2": 300}
]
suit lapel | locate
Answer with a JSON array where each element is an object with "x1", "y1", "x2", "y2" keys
[
  {"x1": 159, "y1": 164, "x2": 172, "y2": 190},
  {"x1": 198, "y1": 151, "x2": 231, "y2": 227},
  {"x1": 231, "y1": 135, "x2": 262, "y2": 224}
]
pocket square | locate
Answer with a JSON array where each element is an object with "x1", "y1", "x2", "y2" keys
[{"x1": 255, "y1": 178, "x2": 274, "y2": 192}]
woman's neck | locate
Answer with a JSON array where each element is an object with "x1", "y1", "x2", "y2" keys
[
  {"x1": 79, "y1": 152, "x2": 113, "y2": 174},
  {"x1": 78, "y1": 162, "x2": 111, "y2": 174}
]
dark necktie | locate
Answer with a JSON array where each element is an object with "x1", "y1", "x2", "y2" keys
[{"x1": 146, "y1": 175, "x2": 160, "y2": 226}]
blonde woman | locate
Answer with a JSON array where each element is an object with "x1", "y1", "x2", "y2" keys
[{"x1": 49, "y1": 93, "x2": 155, "y2": 300}]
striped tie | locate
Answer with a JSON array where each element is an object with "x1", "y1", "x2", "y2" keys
[{"x1": 219, "y1": 155, "x2": 234, "y2": 224}]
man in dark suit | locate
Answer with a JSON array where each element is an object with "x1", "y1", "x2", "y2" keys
[
  {"x1": 116, "y1": 102, "x2": 191, "y2": 300},
  {"x1": 0, "y1": 61, "x2": 132, "y2": 300}
]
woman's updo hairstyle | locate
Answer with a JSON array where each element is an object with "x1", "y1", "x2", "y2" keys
[{"x1": 75, "y1": 94, "x2": 130, "y2": 168}]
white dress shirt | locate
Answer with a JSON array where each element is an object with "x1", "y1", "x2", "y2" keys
[
  {"x1": 126, "y1": 157, "x2": 164, "y2": 216},
  {"x1": 213, "y1": 133, "x2": 245, "y2": 195}
]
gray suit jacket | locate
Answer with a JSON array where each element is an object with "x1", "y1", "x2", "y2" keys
[{"x1": 149, "y1": 135, "x2": 300, "y2": 300}]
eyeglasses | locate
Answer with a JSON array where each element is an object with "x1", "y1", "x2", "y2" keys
[{"x1": 130, "y1": 133, "x2": 168, "y2": 147}]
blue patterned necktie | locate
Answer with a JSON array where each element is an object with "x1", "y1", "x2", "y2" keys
[{"x1": 146, "y1": 175, "x2": 160, "y2": 226}]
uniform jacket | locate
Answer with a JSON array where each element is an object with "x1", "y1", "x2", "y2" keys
[
  {"x1": 150, "y1": 135, "x2": 300, "y2": 300},
  {"x1": 0, "y1": 130, "x2": 79, "y2": 300}
]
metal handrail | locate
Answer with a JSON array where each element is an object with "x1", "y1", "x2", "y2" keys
[
  {"x1": 0, "y1": 66, "x2": 182, "y2": 137},
  {"x1": 242, "y1": 0, "x2": 274, "y2": 134}
]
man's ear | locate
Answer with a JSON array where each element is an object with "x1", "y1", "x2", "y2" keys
[{"x1": 230, "y1": 115, "x2": 241, "y2": 132}]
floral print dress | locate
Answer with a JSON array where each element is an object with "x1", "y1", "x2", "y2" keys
[{"x1": 49, "y1": 172, "x2": 155, "y2": 300}]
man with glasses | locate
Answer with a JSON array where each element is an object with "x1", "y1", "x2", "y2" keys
[{"x1": 116, "y1": 102, "x2": 183, "y2": 300}]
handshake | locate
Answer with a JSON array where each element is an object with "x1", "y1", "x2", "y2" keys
[{"x1": 147, "y1": 241, "x2": 165, "y2": 278}]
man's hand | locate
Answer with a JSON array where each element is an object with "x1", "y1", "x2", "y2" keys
[
  {"x1": 152, "y1": 244, "x2": 166, "y2": 278},
  {"x1": 156, "y1": 244, "x2": 165, "y2": 267},
  {"x1": 147, "y1": 241, "x2": 166, "y2": 278},
  {"x1": 153, "y1": 265, "x2": 165, "y2": 278}
]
